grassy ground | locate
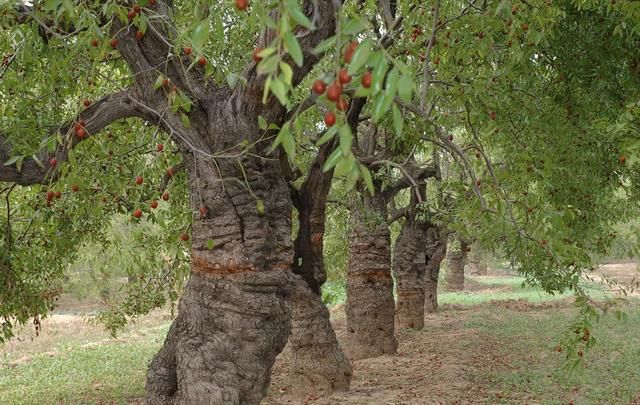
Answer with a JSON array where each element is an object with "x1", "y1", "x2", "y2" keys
[
  {"x1": 1, "y1": 272, "x2": 638, "y2": 404},
  {"x1": 465, "y1": 303, "x2": 640, "y2": 404}
]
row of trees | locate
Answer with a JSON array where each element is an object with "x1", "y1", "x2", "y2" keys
[{"x1": 1, "y1": 0, "x2": 640, "y2": 403}]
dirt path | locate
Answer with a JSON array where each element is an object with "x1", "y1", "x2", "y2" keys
[{"x1": 265, "y1": 309, "x2": 509, "y2": 405}]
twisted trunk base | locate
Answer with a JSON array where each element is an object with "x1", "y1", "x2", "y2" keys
[
  {"x1": 146, "y1": 149, "x2": 295, "y2": 404},
  {"x1": 288, "y1": 280, "x2": 352, "y2": 396},
  {"x1": 146, "y1": 271, "x2": 292, "y2": 405}
]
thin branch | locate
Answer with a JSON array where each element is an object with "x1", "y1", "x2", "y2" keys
[{"x1": 420, "y1": 0, "x2": 439, "y2": 110}]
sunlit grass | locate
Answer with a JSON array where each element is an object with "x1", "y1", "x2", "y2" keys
[{"x1": 464, "y1": 301, "x2": 640, "y2": 404}]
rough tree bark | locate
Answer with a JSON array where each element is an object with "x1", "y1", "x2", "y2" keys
[
  {"x1": 394, "y1": 218, "x2": 448, "y2": 326},
  {"x1": 393, "y1": 218, "x2": 426, "y2": 329},
  {"x1": 146, "y1": 155, "x2": 296, "y2": 404},
  {"x1": 139, "y1": 1, "x2": 340, "y2": 403},
  {"x1": 345, "y1": 190, "x2": 398, "y2": 359},
  {"x1": 2, "y1": 1, "x2": 342, "y2": 402},
  {"x1": 444, "y1": 239, "x2": 469, "y2": 292},
  {"x1": 424, "y1": 225, "x2": 448, "y2": 314},
  {"x1": 287, "y1": 136, "x2": 353, "y2": 396},
  {"x1": 467, "y1": 243, "x2": 488, "y2": 276}
]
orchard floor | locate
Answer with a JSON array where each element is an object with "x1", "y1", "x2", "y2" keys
[{"x1": 1, "y1": 265, "x2": 640, "y2": 405}]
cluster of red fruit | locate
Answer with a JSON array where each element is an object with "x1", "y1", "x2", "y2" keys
[
  {"x1": 44, "y1": 183, "x2": 81, "y2": 204},
  {"x1": 127, "y1": 162, "x2": 193, "y2": 242},
  {"x1": 235, "y1": 0, "x2": 248, "y2": 11},
  {"x1": 45, "y1": 190, "x2": 62, "y2": 202},
  {"x1": 127, "y1": 4, "x2": 142, "y2": 20},
  {"x1": 312, "y1": 41, "x2": 372, "y2": 127},
  {"x1": 74, "y1": 120, "x2": 87, "y2": 139}
]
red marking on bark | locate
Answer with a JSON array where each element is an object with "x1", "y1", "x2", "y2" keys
[
  {"x1": 191, "y1": 255, "x2": 255, "y2": 275},
  {"x1": 350, "y1": 270, "x2": 392, "y2": 280}
]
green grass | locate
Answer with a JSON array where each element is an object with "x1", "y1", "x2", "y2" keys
[
  {"x1": 439, "y1": 275, "x2": 574, "y2": 306},
  {"x1": 464, "y1": 302, "x2": 640, "y2": 404},
  {"x1": 2, "y1": 274, "x2": 637, "y2": 404},
  {"x1": 0, "y1": 324, "x2": 170, "y2": 404},
  {"x1": 438, "y1": 288, "x2": 571, "y2": 306}
]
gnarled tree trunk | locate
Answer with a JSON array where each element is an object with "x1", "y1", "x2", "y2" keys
[
  {"x1": 444, "y1": 240, "x2": 469, "y2": 292},
  {"x1": 146, "y1": 155, "x2": 294, "y2": 404},
  {"x1": 288, "y1": 280, "x2": 351, "y2": 396},
  {"x1": 393, "y1": 219, "x2": 425, "y2": 330},
  {"x1": 424, "y1": 225, "x2": 448, "y2": 313},
  {"x1": 345, "y1": 191, "x2": 397, "y2": 360},
  {"x1": 287, "y1": 139, "x2": 352, "y2": 396},
  {"x1": 394, "y1": 219, "x2": 448, "y2": 327}
]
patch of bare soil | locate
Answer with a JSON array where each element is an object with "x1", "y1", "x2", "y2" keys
[
  {"x1": 265, "y1": 308, "x2": 512, "y2": 405},
  {"x1": 0, "y1": 309, "x2": 171, "y2": 367},
  {"x1": 590, "y1": 263, "x2": 640, "y2": 296},
  {"x1": 441, "y1": 296, "x2": 575, "y2": 313}
]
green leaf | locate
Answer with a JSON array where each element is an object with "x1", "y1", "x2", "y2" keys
[
  {"x1": 372, "y1": 93, "x2": 394, "y2": 122},
  {"x1": 342, "y1": 18, "x2": 366, "y2": 36},
  {"x1": 323, "y1": 148, "x2": 343, "y2": 172},
  {"x1": 334, "y1": 155, "x2": 353, "y2": 177},
  {"x1": 317, "y1": 126, "x2": 338, "y2": 146},
  {"x1": 263, "y1": 76, "x2": 272, "y2": 104},
  {"x1": 256, "y1": 200, "x2": 265, "y2": 216},
  {"x1": 44, "y1": 0, "x2": 62, "y2": 12},
  {"x1": 3, "y1": 156, "x2": 21, "y2": 166},
  {"x1": 258, "y1": 115, "x2": 268, "y2": 130},
  {"x1": 339, "y1": 125, "x2": 352, "y2": 155},
  {"x1": 180, "y1": 113, "x2": 191, "y2": 129},
  {"x1": 206, "y1": 239, "x2": 215, "y2": 250},
  {"x1": 280, "y1": 62, "x2": 293, "y2": 86},
  {"x1": 32, "y1": 154, "x2": 44, "y2": 169},
  {"x1": 313, "y1": 37, "x2": 336, "y2": 54},
  {"x1": 360, "y1": 164, "x2": 374, "y2": 195},
  {"x1": 372, "y1": 57, "x2": 389, "y2": 94},
  {"x1": 398, "y1": 74, "x2": 413, "y2": 102},
  {"x1": 154, "y1": 75, "x2": 165, "y2": 90},
  {"x1": 348, "y1": 39, "x2": 372, "y2": 74},
  {"x1": 191, "y1": 20, "x2": 209, "y2": 52},
  {"x1": 226, "y1": 73, "x2": 238, "y2": 89},
  {"x1": 287, "y1": 1, "x2": 315, "y2": 30},
  {"x1": 272, "y1": 122, "x2": 295, "y2": 160},
  {"x1": 392, "y1": 104, "x2": 404, "y2": 137},
  {"x1": 385, "y1": 67, "x2": 400, "y2": 96},
  {"x1": 258, "y1": 47, "x2": 277, "y2": 59},
  {"x1": 283, "y1": 31, "x2": 304, "y2": 67},
  {"x1": 257, "y1": 55, "x2": 279, "y2": 75},
  {"x1": 269, "y1": 78, "x2": 289, "y2": 106}
]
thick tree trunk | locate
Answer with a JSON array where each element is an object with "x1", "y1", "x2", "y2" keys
[
  {"x1": 394, "y1": 219, "x2": 448, "y2": 326},
  {"x1": 393, "y1": 220, "x2": 425, "y2": 330},
  {"x1": 424, "y1": 226, "x2": 448, "y2": 313},
  {"x1": 146, "y1": 157, "x2": 294, "y2": 405},
  {"x1": 287, "y1": 280, "x2": 352, "y2": 396},
  {"x1": 394, "y1": 218, "x2": 447, "y2": 329},
  {"x1": 444, "y1": 240, "x2": 468, "y2": 292},
  {"x1": 287, "y1": 140, "x2": 352, "y2": 396},
  {"x1": 345, "y1": 192, "x2": 397, "y2": 360},
  {"x1": 467, "y1": 243, "x2": 488, "y2": 275}
]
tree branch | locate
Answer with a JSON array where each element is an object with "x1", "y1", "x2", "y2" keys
[
  {"x1": 239, "y1": 0, "x2": 340, "y2": 117},
  {"x1": 0, "y1": 90, "x2": 139, "y2": 185}
]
